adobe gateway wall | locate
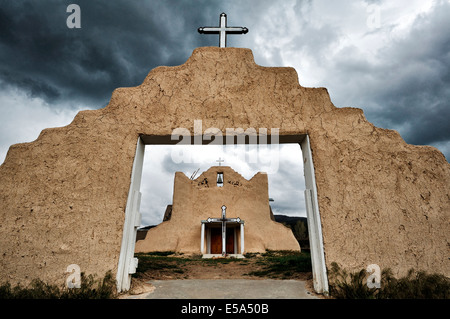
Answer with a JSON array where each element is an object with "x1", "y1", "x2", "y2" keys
[{"x1": 0, "y1": 47, "x2": 448, "y2": 288}]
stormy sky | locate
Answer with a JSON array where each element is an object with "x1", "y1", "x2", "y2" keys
[{"x1": 0, "y1": 1, "x2": 449, "y2": 226}]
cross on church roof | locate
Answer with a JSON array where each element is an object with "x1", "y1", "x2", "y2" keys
[
  {"x1": 198, "y1": 13, "x2": 248, "y2": 48},
  {"x1": 216, "y1": 157, "x2": 225, "y2": 166}
]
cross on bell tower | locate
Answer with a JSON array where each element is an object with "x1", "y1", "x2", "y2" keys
[
  {"x1": 216, "y1": 157, "x2": 224, "y2": 166},
  {"x1": 198, "y1": 13, "x2": 248, "y2": 48}
]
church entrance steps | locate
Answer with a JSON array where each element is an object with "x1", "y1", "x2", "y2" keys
[{"x1": 202, "y1": 254, "x2": 245, "y2": 259}]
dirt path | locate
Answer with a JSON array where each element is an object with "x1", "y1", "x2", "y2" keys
[
  {"x1": 126, "y1": 254, "x2": 323, "y2": 298},
  {"x1": 136, "y1": 279, "x2": 320, "y2": 299}
]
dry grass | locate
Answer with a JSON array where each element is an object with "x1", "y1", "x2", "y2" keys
[
  {"x1": 0, "y1": 271, "x2": 117, "y2": 299},
  {"x1": 328, "y1": 262, "x2": 450, "y2": 299}
]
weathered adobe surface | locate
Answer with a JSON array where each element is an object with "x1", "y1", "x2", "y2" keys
[
  {"x1": 134, "y1": 166, "x2": 300, "y2": 254},
  {"x1": 0, "y1": 47, "x2": 448, "y2": 288}
]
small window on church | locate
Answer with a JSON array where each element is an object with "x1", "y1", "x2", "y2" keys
[{"x1": 217, "y1": 172, "x2": 224, "y2": 187}]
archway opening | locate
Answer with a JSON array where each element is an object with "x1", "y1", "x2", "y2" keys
[
  {"x1": 138, "y1": 143, "x2": 306, "y2": 231},
  {"x1": 117, "y1": 134, "x2": 328, "y2": 294}
]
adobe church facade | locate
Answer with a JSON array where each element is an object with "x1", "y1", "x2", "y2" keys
[
  {"x1": 135, "y1": 166, "x2": 300, "y2": 255},
  {"x1": 0, "y1": 47, "x2": 448, "y2": 293}
]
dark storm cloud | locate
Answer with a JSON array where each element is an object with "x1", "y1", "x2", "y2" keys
[
  {"x1": 371, "y1": 2, "x2": 450, "y2": 147},
  {"x1": 0, "y1": 0, "x2": 234, "y2": 108},
  {"x1": 325, "y1": 1, "x2": 450, "y2": 155},
  {"x1": 0, "y1": 0, "x2": 283, "y2": 110}
]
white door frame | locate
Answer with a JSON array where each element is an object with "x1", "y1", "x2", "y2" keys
[
  {"x1": 300, "y1": 135, "x2": 329, "y2": 294},
  {"x1": 116, "y1": 137, "x2": 144, "y2": 292}
]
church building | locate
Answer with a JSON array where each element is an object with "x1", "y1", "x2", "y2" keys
[{"x1": 135, "y1": 166, "x2": 300, "y2": 257}]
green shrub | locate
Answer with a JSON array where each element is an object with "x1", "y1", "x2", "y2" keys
[
  {"x1": 246, "y1": 250, "x2": 312, "y2": 278},
  {"x1": 379, "y1": 269, "x2": 450, "y2": 299},
  {"x1": 328, "y1": 263, "x2": 378, "y2": 299},
  {"x1": 133, "y1": 252, "x2": 189, "y2": 277}
]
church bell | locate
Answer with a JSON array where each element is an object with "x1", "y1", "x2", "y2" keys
[{"x1": 217, "y1": 172, "x2": 224, "y2": 186}]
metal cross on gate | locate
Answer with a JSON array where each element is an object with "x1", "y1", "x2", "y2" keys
[
  {"x1": 198, "y1": 13, "x2": 248, "y2": 48},
  {"x1": 207, "y1": 205, "x2": 241, "y2": 256}
]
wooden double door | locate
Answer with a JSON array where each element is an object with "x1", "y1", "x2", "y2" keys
[{"x1": 210, "y1": 227, "x2": 235, "y2": 254}]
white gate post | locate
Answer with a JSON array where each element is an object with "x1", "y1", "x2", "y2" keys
[
  {"x1": 240, "y1": 223, "x2": 245, "y2": 254},
  {"x1": 201, "y1": 222, "x2": 205, "y2": 254},
  {"x1": 301, "y1": 135, "x2": 329, "y2": 295},
  {"x1": 116, "y1": 137, "x2": 145, "y2": 292}
]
